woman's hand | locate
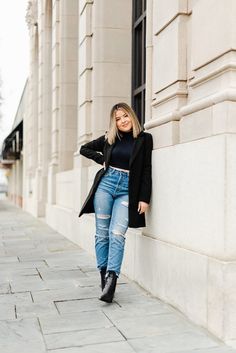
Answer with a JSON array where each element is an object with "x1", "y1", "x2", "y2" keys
[{"x1": 138, "y1": 201, "x2": 149, "y2": 214}]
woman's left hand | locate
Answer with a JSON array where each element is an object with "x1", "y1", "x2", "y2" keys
[{"x1": 138, "y1": 201, "x2": 149, "y2": 214}]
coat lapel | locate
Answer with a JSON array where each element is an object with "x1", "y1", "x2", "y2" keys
[
  {"x1": 129, "y1": 131, "x2": 145, "y2": 168},
  {"x1": 104, "y1": 142, "x2": 114, "y2": 169}
]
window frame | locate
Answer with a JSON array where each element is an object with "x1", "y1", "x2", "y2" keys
[{"x1": 132, "y1": 0, "x2": 146, "y2": 126}]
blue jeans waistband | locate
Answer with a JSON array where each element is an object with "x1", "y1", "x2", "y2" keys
[{"x1": 108, "y1": 166, "x2": 129, "y2": 175}]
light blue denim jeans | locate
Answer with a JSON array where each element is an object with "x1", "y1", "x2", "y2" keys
[{"x1": 93, "y1": 166, "x2": 129, "y2": 276}]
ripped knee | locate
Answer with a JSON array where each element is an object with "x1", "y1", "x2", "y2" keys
[
  {"x1": 112, "y1": 230, "x2": 126, "y2": 239},
  {"x1": 97, "y1": 214, "x2": 111, "y2": 220}
]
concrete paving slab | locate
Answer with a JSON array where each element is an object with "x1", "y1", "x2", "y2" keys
[
  {"x1": 0, "y1": 292, "x2": 33, "y2": 304},
  {"x1": 75, "y1": 276, "x2": 100, "y2": 287},
  {"x1": 0, "y1": 256, "x2": 19, "y2": 263},
  {"x1": 0, "y1": 260, "x2": 47, "y2": 270},
  {"x1": 102, "y1": 301, "x2": 170, "y2": 320},
  {"x1": 177, "y1": 348, "x2": 236, "y2": 353},
  {"x1": 0, "y1": 268, "x2": 39, "y2": 281},
  {"x1": 55, "y1": 298, "x2": 120, "y2": 314},
  {"x1": 31, "y1": 286, "x2": 100, "y2": 303},
  {"x1": 128, "y1": 331, "x2": 220, "y2": 353},
  {"x1": 44, "y1": 326, "x2": 124, "y2": 350},
  {"x1": 46, "y1": 240, "x2": 79, "y2": 252},
  {"x1": 44, "y1": 257, "x2": 85, "y2": 269},
  {"x1": 39, "y1": 310, "x2": 113, "y2": 334},
  {"x1": 16, "y1": 302, "x2": 58, "y2": 318},
  {"x1": 10, "y1": 276, "x2": 48, "y2": 292},
  {"x1": 0, "y1": 303, "x2": 16, "y2": 320},
  {"x1": 2, "y1": 239, "x2": 34, "y2": 247},
  {"x1": 37, "y1": 268, "x2": 86, "y2": 281},
  {"x1": 0, "y1": 318, "x2": 46, "y2": 353},
  {"x1": 41, "y1": 278, "x2": 82, "y2": 290},
  {"x1": 113, "y1": 313, "x2": 199, "y2": 339},
  {"x1": 0, "y1": 283, "x2": 11, "y2": 294},
  {"x1": 49, "y1": 341, "x2": 136, "y2": 353}
]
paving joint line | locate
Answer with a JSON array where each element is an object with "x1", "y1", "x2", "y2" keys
[{"x1": 102, "y1": 309, "x2": 128, "y2": 341}]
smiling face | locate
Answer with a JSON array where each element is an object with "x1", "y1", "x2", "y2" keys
[{"x1": 115, "y1": 108, "x2": 133, "y2": 133}]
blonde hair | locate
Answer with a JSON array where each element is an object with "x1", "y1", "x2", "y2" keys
[{"x1": 106, "y1": 102, "x2": 142, "y2": 145}]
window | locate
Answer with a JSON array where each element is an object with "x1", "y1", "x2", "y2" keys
[{"x1": 132, "y1": 0, "x2": 146, "y2": 126}]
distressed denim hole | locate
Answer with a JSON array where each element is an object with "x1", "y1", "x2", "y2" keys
[
  {"x1": 97, "y1": 226, "x2": 109, "y2": 231},
  {"x1": 121, "y1": 201, "x2": 129, "y2": 207},
  {"x1": 97, "y1": 214, "x2": 111, "y2": 219},
  {"x1": 117, "y1": 222, "x2": 127, "y2": 229},
  {"x1": 113, "y1": 230, "x2": 126, "y2": 239}
]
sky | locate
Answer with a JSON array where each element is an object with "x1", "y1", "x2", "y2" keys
[{"x1": 0, "y1": 0, "x2": 29, "y2": 148}]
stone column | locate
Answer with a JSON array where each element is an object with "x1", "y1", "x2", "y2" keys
[
  {"x1": 74, "y1": 0, "x2": 132, "y2": 211},
  {"x1": 25, "y1": 0, "x2": 39, "y2": 214},
  {"x1": 58, "y1": 0, "x2": 78, "y2": 172},
  {"x1": 91, "y1": 0, "x2": 132, "y2": 136},
  {"x1": 47, "y1": 0, "x2": 78, "y2": 208},
  {"x1": 47, "y1": 0, "x2": 60, "y2": 205},
  {"x1": 70, "y1": 0, "x2": 134, "y2": 256}
]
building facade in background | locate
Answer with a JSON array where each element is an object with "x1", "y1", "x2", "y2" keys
[
  {"x1": 5, "y1": 0, "x2": 236, "y2": 344},
  {"x1": 1, "y1": 81, "x2": 27, "y2": 206}
]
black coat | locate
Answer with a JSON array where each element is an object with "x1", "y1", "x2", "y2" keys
[{"x1": 78, "y1": 131, "x2": 153, "y2": 228}]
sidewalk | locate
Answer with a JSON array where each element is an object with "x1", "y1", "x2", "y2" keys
[{"x1": 0, "y1": 200, "x2": 235, "y2": 353}]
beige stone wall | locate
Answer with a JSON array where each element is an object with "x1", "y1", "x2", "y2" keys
[
  {"x1": 142, "y1": 0, "x2": 236, "y2": 344},
  {"x1": 23, "y1": 0, "x2": 236, "y2": 344}
]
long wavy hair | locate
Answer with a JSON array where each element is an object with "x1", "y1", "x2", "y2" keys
[{"x1": 106, "y1": 102, "x2": 142, "y2": 145}]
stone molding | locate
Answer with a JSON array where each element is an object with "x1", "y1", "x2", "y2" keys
[
  {"x1": 189, "y1": 62, "x2": 236, "y2": 88},
  {"x1": 145, "y1": 88, "x2": 236, "y2": 130}
]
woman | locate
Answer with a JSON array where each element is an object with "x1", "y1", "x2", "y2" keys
[{"x1": 79, "y1": 102, "x2": 153, "y2": 303}]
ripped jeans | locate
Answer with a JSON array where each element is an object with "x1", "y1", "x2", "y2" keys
[{"x1": 93, "y1": 166, "x2": 129, "y2": 276}]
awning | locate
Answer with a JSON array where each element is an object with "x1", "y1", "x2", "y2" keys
[{"x1": 1, "y1": 120, "x2": 23, "y2": 163}]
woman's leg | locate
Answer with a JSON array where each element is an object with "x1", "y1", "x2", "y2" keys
[
  {"x1": 99, "y1": 193, "x2": 129, "y2": 303},
  {"x1": 107, "y1": 193, "x2": 129, "y2": 276},
  {"x1": 93, "y1": 187, "x2": 114, "y2": 271}
]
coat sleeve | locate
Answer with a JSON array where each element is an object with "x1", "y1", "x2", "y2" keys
[
  {"x1": 139, "y1": 133, "x2": 153, "y2": 204},
  {"x1": 80, "y1": 135, "x2": 106, "y2": 165}
]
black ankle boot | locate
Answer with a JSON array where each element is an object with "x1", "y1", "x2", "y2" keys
[
  {"x1": 100, "y1": 267, "x2": 107, "y2": 291},
  {"x1": 99, "y1": 270, "x2": 117, "y2": 303}
]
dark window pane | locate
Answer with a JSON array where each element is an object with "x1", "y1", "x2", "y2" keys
[
  {"x1": 142, "y1": 18, "x2": 146, "y2": 85},
  {"x1": 143, "y1": 0, "x2": 146, "y2": 11},
  {"x1": 142, "y1": 90, "x2": 145, "y2": 126},
  {"x1": 134, "y1": 0, "x2": 142, "y2": 21},
  {"x1": 134, "y1": 23, "x2": 142, "y2": 88},
  {"x1": 134, "y1": 93, "x2": 142, "y2": 122}
]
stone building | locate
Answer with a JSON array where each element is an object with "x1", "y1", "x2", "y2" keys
[
  {"x1": 1, "y1": 81, "x2": 27, "y2": 207},
  {"x1": 10, "y1": 0, "x2": 236, "y2": 344}
]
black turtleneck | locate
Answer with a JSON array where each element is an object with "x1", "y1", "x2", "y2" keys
[{"x1": 109, "y1": 131, "x2": 135, "y2": 170}]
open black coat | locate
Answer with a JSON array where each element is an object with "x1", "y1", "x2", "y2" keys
[{"x1": 78, "y1": 131, "x2": 153, "y2": 228}]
